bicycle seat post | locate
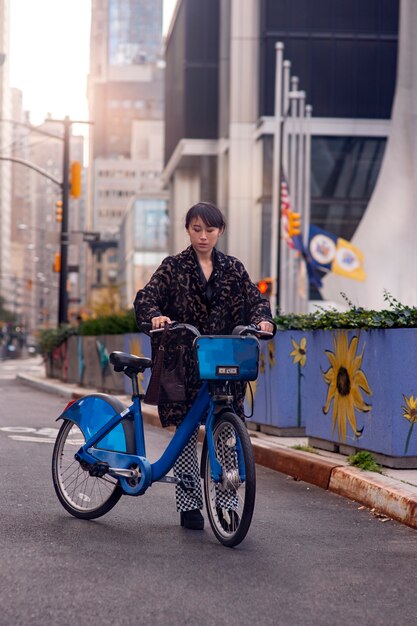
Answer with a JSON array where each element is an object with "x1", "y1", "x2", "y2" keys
[{"x1": 131, "y1": 374, "x2": 140, "y2": 400}]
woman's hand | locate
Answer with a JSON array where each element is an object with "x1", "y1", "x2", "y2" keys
[
  {"x1": 151, "y1": 315, "x2": 172, "y2": 330},
  {"x1": 258, "y1": 320, "x2": 274, "y2": 334}
]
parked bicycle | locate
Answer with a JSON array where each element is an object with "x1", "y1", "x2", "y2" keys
[{"x1": 52, "y1": 322, "x2": 271, "y2": 547}]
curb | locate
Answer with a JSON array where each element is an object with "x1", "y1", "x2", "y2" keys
[
  {"x1": 329, "y1": 466, "x2": 417, "y2": 529},
  {"x1": 251, "y1": 439, "x2": 342, "y2": 490},
  {"x1": 18, "y1": 374, "x2": 75, "y2": 399},
  {"x1": 17, "y1": 373, "x2": 417, "y2": 530}
]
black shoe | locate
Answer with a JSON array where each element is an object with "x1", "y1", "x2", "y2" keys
[{"x1": 180, "y1": 509, "x2": 204, "y2": 530}]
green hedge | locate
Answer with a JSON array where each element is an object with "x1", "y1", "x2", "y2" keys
[
  {"x1": 38, "y1": 311, "x2": 137, "y2": 353},
  {"x1": 78, "y1": 311, "x2": 137, "y2": 336},
  {"x1": 39, "y1": 293, "x2": 417, "y2": 353},
  {"x1": 275, "y1": 292, "x2": 417, "y2": 330}
]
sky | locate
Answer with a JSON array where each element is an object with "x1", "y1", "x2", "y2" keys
[{"x1": 9, "y1": 0, "x2": 177, "y2": 127}]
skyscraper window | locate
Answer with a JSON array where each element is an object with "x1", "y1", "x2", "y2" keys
[{"x1": 108, "y1": 0, "x2": 162, "y2": 66}]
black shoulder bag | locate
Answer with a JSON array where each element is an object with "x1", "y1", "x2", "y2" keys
[{"x1": 144, "y1": 325, "x2": 186, "y2": 405}]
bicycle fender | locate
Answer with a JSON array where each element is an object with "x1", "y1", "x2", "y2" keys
[{"x1": 57, "y1": 393, "x2": 134, "y2": 454}]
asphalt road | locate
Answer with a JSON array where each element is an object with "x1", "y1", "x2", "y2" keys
[{"x1": 0, "y1": 359, "x2": 416, "y2": 626}]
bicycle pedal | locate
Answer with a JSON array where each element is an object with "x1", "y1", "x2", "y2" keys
[{"x1": 179, "y1": 473, "x2": 196, "y2": 492}]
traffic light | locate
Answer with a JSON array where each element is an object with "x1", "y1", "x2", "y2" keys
[
  {"x1": 53, "y1": 252, "x2": 61, "y2": 273},
  {"x1": 56, "y1": 200, "x2": 63, "y2": 222},
  {"x1": 70, "y1": 161, "x2": 82, "y2": 198},
  {"x1": 287, "y1": 210, "x2": 301, "y2": 237},
  {"x1": 257, "y1": 277, "x2": 273, "y2": 296}
]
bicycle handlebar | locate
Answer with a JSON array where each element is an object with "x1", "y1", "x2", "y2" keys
[{"x1": 140, "y1": 321, "x2": 273, "y2": 340}]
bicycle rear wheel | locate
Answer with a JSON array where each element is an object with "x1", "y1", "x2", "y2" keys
[
  {"x1": 203, "y1": 412, "x2": 256, "y2": 547},
  {"x1": 52, "y1": 419, "x2": 125, "y2": 520}
]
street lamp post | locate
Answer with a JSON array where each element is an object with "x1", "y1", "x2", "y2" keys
[
  {"x1": 59, "y1": 117, "x2": 71, "y2": 325},
  {"x1": 0, "y1": 116, "x2": 91, "y2": 325}
]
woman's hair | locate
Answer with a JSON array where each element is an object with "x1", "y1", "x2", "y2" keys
[{"x1": 185, "y1": 202, "x2": 226, "y2": 230}]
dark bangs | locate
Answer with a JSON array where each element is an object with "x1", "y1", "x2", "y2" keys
[{"x1": 185, "y1": 202, "x2": 226, "y2": 230}]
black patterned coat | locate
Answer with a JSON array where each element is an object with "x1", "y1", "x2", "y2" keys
[{"x1": 133, "y1": 246, "x2": 274, "y2": 427}]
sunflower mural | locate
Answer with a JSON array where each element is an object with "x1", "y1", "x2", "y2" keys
[
  {"x1": 322, "y1": 332, "x2": 372, "y2": 442},
  {"x1": 290, "y1": 337, "x2": 307, "y2": 427},
  {"x1": 402, "y1": 395, "x2": 417, "y2": 454}
]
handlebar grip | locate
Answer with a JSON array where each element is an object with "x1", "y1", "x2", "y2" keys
[{"x1": 232, "y1": 324, "x2": 274, "y2": 340}]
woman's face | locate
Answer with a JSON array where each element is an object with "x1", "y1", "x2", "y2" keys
[{"x1": 187, "y1": 217, "x2": 222, "y2": 254}]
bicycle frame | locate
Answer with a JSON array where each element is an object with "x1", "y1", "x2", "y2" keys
[{"x1": 72, "y1": 381, "x2": 237, "y2": 497}]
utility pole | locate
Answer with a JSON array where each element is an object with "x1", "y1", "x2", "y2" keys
[
  {"x1": 0, "y1": 116, "x2": 90, "y2": 326},
  {"x1": 58, "y1": 117, "x2": 71, "y2": 325}
]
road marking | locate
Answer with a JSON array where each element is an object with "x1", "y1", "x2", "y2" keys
[
  {"x1": 0, "y1": 426, "x2": 59, "y2": 444},
  {"x1": 9, "y1": 435, "x2": 56, "y2": 444},
  {"x1": 0, "y1": 426, "x2": 36, "y2": 433}
]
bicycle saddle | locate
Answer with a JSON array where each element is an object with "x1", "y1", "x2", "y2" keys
[{"x1": 109, "y1": 351, "x2": 152, "y2": 373}]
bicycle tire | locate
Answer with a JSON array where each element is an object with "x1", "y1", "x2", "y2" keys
[
  {"x1": 52, "y1": 418, "x2": 134, "y2": 520},
  {"x1": 203, "y1": 412, "x2": 256, "y2": 547}
]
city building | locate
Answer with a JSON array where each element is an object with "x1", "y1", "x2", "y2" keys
[
  {"x1": 88, "y1": 0, "x2": 164, "y2": 223},
  {"x1": 87, "y1": 0, "x2": 168, "y2": 307},
  {"x1": 23, "y1": 119, "x2": 86, "y2": 328},
  {"x1": 0, "y1": 0, "x2": 12, "y2": 315},
  {"x1": 163, "y1": 0, "x2": 400, "y2": 311},
  {"x1": 119, "y1": 191, "x2": 169, "y2": 308}
]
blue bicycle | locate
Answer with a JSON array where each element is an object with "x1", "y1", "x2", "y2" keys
[{"x1": 52, "y1": 323, "x2": 270, "y2": 547}]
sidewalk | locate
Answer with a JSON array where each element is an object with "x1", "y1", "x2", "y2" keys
[{"x1": 18, "y1": 367, "x2": 417, "y2": 531}]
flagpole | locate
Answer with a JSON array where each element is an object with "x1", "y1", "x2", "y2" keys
[
  {"x1": 304, "y1": 104, "x2": 313, "y2": 259},
  {"x1": 296, "y1": 90, "x2": 306, "y2": 313},
  {"x1": 281, "y1": 60, "x2": 291, "y2": 313},
  {"x1": 288, "y1": 77, "x2": 298, "y2": 312},
  {"x1": 270, "y1": 42, "x2": 284, "y2": 314}
]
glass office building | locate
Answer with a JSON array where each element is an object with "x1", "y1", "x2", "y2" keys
[{"x1": 164, "y1": 0, "x2": 399, "y2": 304}]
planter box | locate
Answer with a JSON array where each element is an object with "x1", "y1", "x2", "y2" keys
[
  {"x1": 246, "y1": 332, "x2": 308, "y2": 435},
  {"x1": 302, "y1": 328, "x2": 417, "y2": 468},
  {"x1": 248, "y1": 328, "x2": 417, "y2": 467}
]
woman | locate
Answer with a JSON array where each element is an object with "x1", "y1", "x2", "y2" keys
[{"x1": 134, "y1": 202, "x2": 275, "y2": 530}]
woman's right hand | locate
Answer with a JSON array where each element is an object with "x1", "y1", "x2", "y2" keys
[{"x1": 151, "y1": 315, "x2": 172, "y2": 330}]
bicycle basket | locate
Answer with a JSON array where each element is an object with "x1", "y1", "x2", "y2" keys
[{"x1": 194, "y1": 336, "x2": 260, "y2": 381}]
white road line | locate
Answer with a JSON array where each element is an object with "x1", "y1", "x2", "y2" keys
[{"x1": 9, "y1": 435, "x2": 56, "y2": 443}]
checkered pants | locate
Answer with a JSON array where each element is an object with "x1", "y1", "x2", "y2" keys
[{"x1": 173, "y1": 426, "x2": 203, "y2": 512}]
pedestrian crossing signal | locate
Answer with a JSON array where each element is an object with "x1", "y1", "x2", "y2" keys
[{"x1": 257, "y1": 277, "x2": 273, "y2": 296}]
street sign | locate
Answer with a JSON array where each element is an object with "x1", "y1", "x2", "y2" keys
[
  {"x1": 69, "y1": 231, "x2": 101, "y2": 244},
  {"x1": 83, "y1": 232, "x2": 100, "y2": 242},
  {"x1": 68, "y1": 265, "x2": 79, "y2": 273},
  {"x1": 68, "y1": 297, "x2": 81, "y2": 303}
]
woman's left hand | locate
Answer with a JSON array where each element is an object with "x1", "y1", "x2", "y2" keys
[{"x1": 259, "y1": 320, "x2": 274, "y2": 334}]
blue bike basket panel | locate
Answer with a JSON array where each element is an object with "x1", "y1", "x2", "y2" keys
[{"x1": 194, "y1": 336, "x2": 260, "y2": 381}]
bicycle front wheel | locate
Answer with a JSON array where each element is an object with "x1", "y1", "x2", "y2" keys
[
  {"x1": 203, "y1": 412, "x2": 256, "y2": 547},
  {"x1": 52, "y1": 419, "x2": 124, "y2": 520}
]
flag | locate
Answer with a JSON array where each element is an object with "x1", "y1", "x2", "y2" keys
[
  {"x1": 332, "y1": 238, "x2": 366, "y2": 281},
  {"x1": 303, "y1": 251, "x2": 324, "y2": 288},
  {"x1": 280, "y1": 170, "x2": 295, "y2": 249},
  {"x1": 308, "y1": 225, "x2": 366, "y2": 281},
  {"x1": 308, "y1": 225, "x2": 338, "y2": 271}
]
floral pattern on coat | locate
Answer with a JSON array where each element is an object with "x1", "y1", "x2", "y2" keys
[{"x1": 134, "y1": 246, "x2": 274, "y2": 427}]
